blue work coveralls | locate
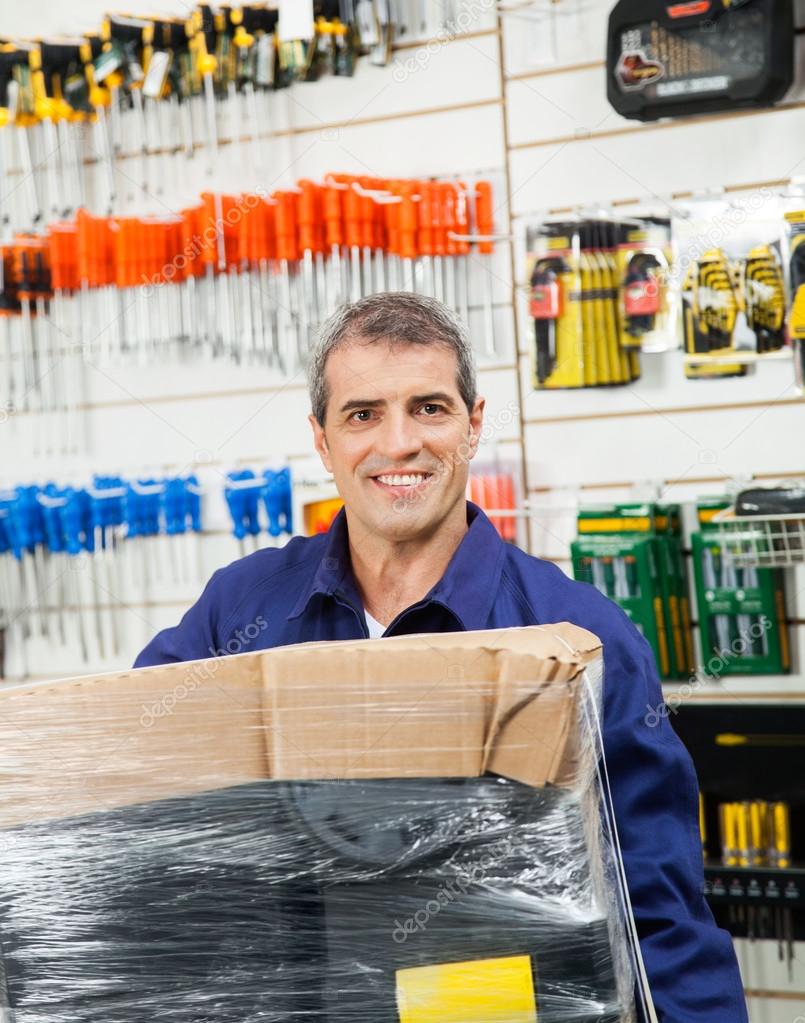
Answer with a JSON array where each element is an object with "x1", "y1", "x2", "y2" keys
[{"x1": 135, "y1": 502, "x2": 747, "y2": 1022}]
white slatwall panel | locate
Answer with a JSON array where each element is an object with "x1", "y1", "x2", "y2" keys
[
  {"x1": 506, "y1": 64, "x2": 626, "y2": 146},
  {"x1": 524, "y1": 401, "x2": 803, "y2": 488},
  {"x1": 284, "y1": 32, "x2": 502, "y2": 130},
  {"x1": 745, "y1": 995, "x2": 805, "y2": 1023},
  {"x1": 737, "y1": 938, "x2": 805, "y2": 1019},
  {"x1": 509, "y1": 108, "x2": 805, "y2": 213},
  {"x1": 500, "y1": 1, "x2": 610, "y2": 74}
]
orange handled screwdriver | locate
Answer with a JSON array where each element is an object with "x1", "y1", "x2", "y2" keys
[
  {"x1": 368, "y1": 178, "x2": 389, "y2": 293},
  {"x1": 398, "y1": 180, "x2": 418, "y2": 294},
  {"x1": 275, "y1": 189, "x2": 300, "y2": 372},
  {"x1": 430, "y1": 180, "x2": 446, "y2": 303},
  {"x1": 310, "y1": 182, "x2": 328, "y2": 322},
  {"x1": 441, "y1": 182, "x2": 458, "y2": 313},
  {"x1": 261, "y1": 195, "x2": 281, "y2": 368},
  {"x1": 199, "y1": 192, "x2": 220, "y2": 354},
  {"x1": 179, "y1": 204, "x2": 205, "y2": 349},
  {"x1": 475, "y1": 180, "x2": 496, "y2": 359},
  {"x1": 324, "y1": 181, "x2": 345, "y2": 314},
  {"x1": 454, "y1": 182, "x2": 471, "y2": 327},
  {"x1": 298, "y1": 179, "x2": 321, "y2": 334},
  {"x1": 384, "y1": 180, "x2": 402, "y2": 292},
  {"x1": 343, "y1": 177, "x2": 362, "y2": 303},
  {"x1": 238, "y1": 194, "x2": 263, "y2": 361},
  {"x1": 417, "y1": 180, "x2": 435, "y2": 297},
  {"x1": 47, "y1": 218, "x2": 83, "y2": 448},
  {"x1": 357, "y1": 177, "x2": 376, "y2": 297}
]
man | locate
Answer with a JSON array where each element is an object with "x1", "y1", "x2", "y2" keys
[{"x1": 135, "y1": 292, "x2": 746, "y2": 1022}]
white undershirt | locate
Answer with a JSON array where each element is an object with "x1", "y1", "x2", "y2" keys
[{"x1": 364, "y1": 608, "x2": 386, "y2": 639}]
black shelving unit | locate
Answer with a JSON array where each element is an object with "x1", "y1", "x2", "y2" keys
[{"x1": 672, "y1": 704, "x2": 805, "y2": 942}]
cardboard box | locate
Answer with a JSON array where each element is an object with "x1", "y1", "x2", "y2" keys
[{"x1": 0, "y1": 624, "x2": 600, "y2": 829}]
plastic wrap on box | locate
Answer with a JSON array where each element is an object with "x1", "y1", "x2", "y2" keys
[{"x1": 0, "y1": 625, "x2": 638, "y2": 1023}]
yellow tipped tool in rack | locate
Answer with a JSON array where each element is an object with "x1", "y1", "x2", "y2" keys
[
  {"x1": 683, "y1": 248, "x2": 747, "y2": 380},
  {"x1": 742, "y1": 244, "x2": 786, "y2": 354}
]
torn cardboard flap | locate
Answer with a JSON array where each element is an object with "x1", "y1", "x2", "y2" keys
[{"x1": 0, "y1": 624, "x2": 602, "y2": 829}]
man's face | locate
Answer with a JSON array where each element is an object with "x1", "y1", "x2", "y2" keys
[{"x1": 309, "y1": 339, "x2": 485, "y2": 543}]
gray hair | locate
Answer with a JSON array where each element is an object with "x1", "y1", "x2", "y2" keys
[{"x1": 308, "y1": 292, "x2": 477, "y2": 426}]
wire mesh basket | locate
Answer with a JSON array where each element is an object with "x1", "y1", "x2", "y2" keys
[{"x1": 713, "y1": 512, "x2": 805, "y2": 568}]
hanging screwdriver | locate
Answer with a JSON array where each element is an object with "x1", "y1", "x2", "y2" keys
[
  {"x1": 38, "y1": 39, "x2": 89, "y2": 216},
  {"x1": 0, "y1": 244, "x2": 21, "y2": 419},
  {"x1": 383, "y1": 180, "x2": 402, "y2": 292},
  {"x1": 13, "y1": 237, "x2": 41, "y2": 416},
  {"x1": 48, "y1": 218, "x2": 82, "y2": 456},
  {"x1": 474, "y1": 180, "x2": 497, "y2": 359},
  {"x1": 275, "y1": 189, "x2": 300, "y2": 371},
  {"x1": 79, "y1": 35, "x2": 116, "y2": 215},
  {"x1": 298, "y1": 179, "x2": 323, "y2": 338},
  {"x1": 28, "y1": 43, "x2": 65, "y2": 223},
  {"x1": 237, "y1": 192, "x2": 260, "y2": 361},
  {"x1": 341, "y1": 175, "x2": 363, "y2": 303},
  {"x1": 441, "y1": 181, "x2": 459, "y2": 312},
  {"x1": 324, "y1": 179, "x2": 345, "y2": 314},
  {"x1": 0, "y1": 45, "x2": 42, "y2": 229},
  {"x1": 453, "y1": 181, "x2": 471, "y2": 326},
  {"x1": 225, "y1": 470, "x2": 262, "y2": 556},
  {"x1": 398, "y1": 179, "x2": 418, "y2": 293},
  {"x1": 257, "y1": 194, "x2": 279, "y2": 366}
]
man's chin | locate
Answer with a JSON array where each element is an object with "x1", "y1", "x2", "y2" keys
[{"x1": 364, "y1": 504, "x2": 439, "y2": 543}]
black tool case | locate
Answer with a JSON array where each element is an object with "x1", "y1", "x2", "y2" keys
[
  {"x1": 606, "y1": 0, "x2": 794, "y2": 121},
  {"x1": 0, "y1": 777, "x2": 627, "y2": 1022}
]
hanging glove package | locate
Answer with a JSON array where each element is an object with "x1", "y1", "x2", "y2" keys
[
  {"x1": 0, "y1": 627, "x2": 646, "y2": 1023},
  {"x1": 606, "y1": 0, "x2": 794, "y2": 122},
  {"x1": 672, "y1": 194, "x2": 792, "y2": 378}
]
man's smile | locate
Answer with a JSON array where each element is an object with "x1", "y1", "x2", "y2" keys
[{"x1": 369, "y1": 471, "x2": 436, "y2": 496}]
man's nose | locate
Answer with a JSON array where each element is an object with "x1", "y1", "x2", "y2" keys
[{"x1": 376, "y1": 410, "x2": 424, "y2": 463}]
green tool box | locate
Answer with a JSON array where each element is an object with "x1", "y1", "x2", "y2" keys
[
  {"x1": 692, "y1": 499, "x2": 790, "y2": 676},
  {"x1": 571, "y1": 503, "x2": 694, "y2": 680}
]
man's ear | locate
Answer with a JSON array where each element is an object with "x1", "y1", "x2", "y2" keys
[
  {"x1": 467, "y1": 396, "x2": 485, "y2": 459},
  {"x1": 308, "y1": 413, "x2": 333, "y2": 473}
]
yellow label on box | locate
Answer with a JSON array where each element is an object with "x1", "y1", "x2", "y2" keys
[{"x1": 396, "y1": 954, "x2": 537, "y2": 1023}]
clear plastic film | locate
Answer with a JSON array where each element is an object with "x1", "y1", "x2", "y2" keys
[{"x1": 0, "y1": 624, "x2": 639, "y2": 1023}]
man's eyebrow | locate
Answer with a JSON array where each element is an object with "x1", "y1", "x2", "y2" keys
[
  {"x1": 409, "y1": 392, "x2": 458, "y2": 407},
  {"x1": 338, "y1": 398, "x2": 387, "y2": 414},
  {"x1": 337, "y1": 392, "x2": 459, "y2": 414}
]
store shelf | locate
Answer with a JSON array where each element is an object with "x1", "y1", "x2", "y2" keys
[{"x1": 704, "y1": 865, "x2": 805, "y2": 906}]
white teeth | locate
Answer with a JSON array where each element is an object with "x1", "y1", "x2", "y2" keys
[{"x1": 377, "y1": 474, "x2": 429, "y2": 487}]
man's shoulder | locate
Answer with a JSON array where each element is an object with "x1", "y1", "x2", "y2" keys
[
  {"x1": 205, "y1": 533, "x2": 328, "y2": 618},
  {"x1": 213, "y1": 532, "x2": 327, "y2": 583},
  {"x1": 501, "y1": 545, "x2": 645, "y2": 663}
]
